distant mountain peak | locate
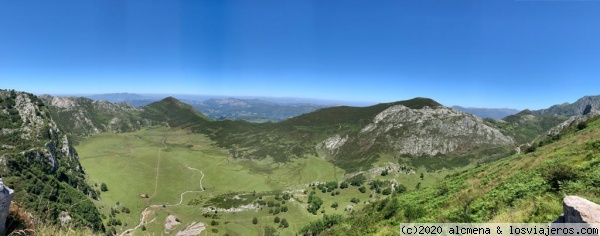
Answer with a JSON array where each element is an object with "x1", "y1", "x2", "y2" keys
[
  {"x1": 142, "y1": 96, "x2": 210, "y2": 126},
  {"x1": 535, "y1": 95, "x2": 600, "y2": 117}
]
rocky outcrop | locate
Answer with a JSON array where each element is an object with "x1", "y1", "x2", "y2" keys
[
  {"x1": 0, "y1": 90, "x2": 103, "y2": 230},
  {"x1": 546, "y1": 109, "x2": 600, "y2": 136},
  {"x1": 0, "y1": 179, "x2": 14, "y2": 236},
  {"x1": 536, "y1": 95, "x2": 600, "y2": 117},
  {"x1": 40, "y1": 95, "x2": 153, "y2": 142},
  {"x1": 321, "y1": 105, "x2": 514, "y2": 157},
  {"x1": 317, "y1": 134, "x2": 348, "y2": 155},
  {"x1": 554, "y1": 196, "x2": 600, "y2": 229}
]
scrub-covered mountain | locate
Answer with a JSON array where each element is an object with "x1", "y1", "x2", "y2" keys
[
  {"x1": 488, "y1": 109, "x2": 567, "y2": 144},
  {"x1": 84, "y1": 93, "x2": 329, "y2": 122},
  {"x1": 319, "y1": 103, "x2": 515, "y2": 170},
  {"x1": 85, "y1": 92, "x2": 156, "y2": 107},
  {"x1": 196, "y1": 98, "x2": 516, "y2": 171},
  {"x1": 39, "y1": 94, "x2": 572, "y2": 173},
  {"x1": 322, "y1": 112, "x2": 600, "y2": 236},
  {"x1": 0, "y1": 90, "x2": 103, "y2": 231},
  {"x1": 40, "y1": 95, "x2": 153, "y2": 143},
  {"x1": 140, "y1": 96, "x2": 211, "y2": 127},
  {"x1": 534, "y1": 95, "x2": 600, "y2": 117}
]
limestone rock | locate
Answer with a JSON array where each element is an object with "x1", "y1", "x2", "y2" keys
[
  {"x1": 320, "y1": 105, "x2": 514, "y2": 158},
  {"x1": 0, "y1": 179, "x2": 14, "y2": 235},
  {"x1": 562, "y1": 196, "x2": 600, "y2": 225}
]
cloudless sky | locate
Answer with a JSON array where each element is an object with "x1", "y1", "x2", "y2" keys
[{"x1": 1, "y1": 0, "x2": 600, "y2": 109}]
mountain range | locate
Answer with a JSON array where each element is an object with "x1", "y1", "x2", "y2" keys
[
  {"x1": 451, "y1": 106, "x2": 519, "y2": 119},
  {"x1": 82, "y1": 93, "x2": 330, "y2": 122},
  {"x1": 2, "y1": 89, "x2": 600, "y2": 235}
]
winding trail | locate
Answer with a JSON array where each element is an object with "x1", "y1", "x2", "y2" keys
[{"x1": 120, "y1": 125, "x2": 207, "y2": 236}]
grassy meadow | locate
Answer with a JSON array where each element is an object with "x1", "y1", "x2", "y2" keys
[
  {"x1": 77, "y1": 126, "x2": 356, "y2": 235},
  {"x1": 77, "y1": 125, "x2": 475, "y2": 235}
]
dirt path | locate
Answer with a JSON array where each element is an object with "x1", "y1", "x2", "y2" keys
[
  {"x1": 121, "y1": 166, "x2": 206, "y2": 236},
  {"x1": 149, "y1": 124, "x2": 170, "y2": 200},
  {"x1": 119, "y1": 124, "x2": 209, "y2": 236},
  {"x1": 120, "y1": 126, "x2": 207, "y2": 236}
]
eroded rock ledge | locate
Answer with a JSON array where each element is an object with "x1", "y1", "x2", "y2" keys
[{"x1": 554, "y1": 196, "x2": 600, "y2": 229}]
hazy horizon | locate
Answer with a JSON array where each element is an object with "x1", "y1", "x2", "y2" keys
[{"x1": 38, "y1": 91, "x2": 551, "y2": 110}]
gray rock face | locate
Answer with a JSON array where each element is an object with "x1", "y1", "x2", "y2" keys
[
  {"x1": 0, "y1": 92, "x2": 81, "y2": 171},
  {"x1": 0, "y1": 179, "x2": 14, "y2": 236},
  {"x1": 546, "y1": 110, "x2": 600, "y2": 136},
  {"x1": 40, "y1": 95, "x2": 153, "y2": 142},
  {"x1": 561, "y1": 196, "x2": 600, "y2": 227},
  {"x1": 536, "y1": 95, "x2": 600, "y2": 117},
  {"x1": 319, "y1": 105, "x2": 514, "y2": 157}
]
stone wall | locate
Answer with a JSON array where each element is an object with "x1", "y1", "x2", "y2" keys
[{"x1": 0, "y1": 179, "x2": 14, "y2": 235}]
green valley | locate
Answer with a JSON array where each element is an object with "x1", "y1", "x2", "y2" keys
[
  {"x1": 75, "y1": 119, "x2": 486, "y2": 235},
  {"x1": 3, "y1": 91, "x2": 599, "y2": 236}
]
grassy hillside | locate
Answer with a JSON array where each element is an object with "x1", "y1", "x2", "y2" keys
[
  {"x1": 141, "y1": 97, "x2": 210, "y2": 127},
  {"x1": 200, "y1": 98, "x2": 442, "y2": 167},
  {"x1": 489, "y1": 110, "x2": 566, "y2": 144},
  {"x1": 324, "y1": 115, "x2": 600, "y2": 235}
]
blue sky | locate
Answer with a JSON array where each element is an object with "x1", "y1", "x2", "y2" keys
[{"x1": 1, "y1": 0, "x2": 600, "y2": 109}]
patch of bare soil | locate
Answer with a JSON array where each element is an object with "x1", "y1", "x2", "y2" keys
[{"x1": 176, "y1": 222, "x2": 206, "y2": 236}]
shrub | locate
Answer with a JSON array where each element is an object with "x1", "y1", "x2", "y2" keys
[
  {"x1": 358, "y1": 186, "x2": 366, "y2": 193},
  {"x1": 100, "y1": 183, "x2": 108, "y2": 192},
  {"x1": 543, "y1": 162, "x2": 578, "y2": 191}
]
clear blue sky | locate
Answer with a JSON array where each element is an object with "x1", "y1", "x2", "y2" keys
[{"x1": 1, "y1": 0, "x2": 600, "y2": 109}]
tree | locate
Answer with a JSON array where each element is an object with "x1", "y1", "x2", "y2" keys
[
  {"x1": 382, "y1": 188, "x2": 392, "y2": 195},
  {"x1": 381, "y1": 169, "x2": 389, "y2": 176},
  {"x1": 395, "y1": 184, "x2": 407, "y2": 194},
  {"x1": 331, "y1": 202, "x2": 338, "y2": 209},
  {"x1": 307, "y1": 195, "x2": 323, "y2": 214},
  {"x1": 252, "y1": 217, "x2": 258, "y2": 224},
  {"x1": 100, "y1": 183, "x2": 108, "y2": 192},
  {"x1": 358, "y1": 186, "x2": 366, "y2": 193},
  {"x1": 340, "y1": 182, "x2": 348, "y2": 189},
  {"x1": 121, "y1": 207, "x2": 131, "y2": 214},
  {"x1": 274, "y1": 216, "x2": 280, "y2": 223},
  {"x1": 578, "y1": 122, "x2": 588, "y2": 130},
  {"x1": 420, "y1": 172, "x2": 424, "y2": 180},
  {"x1": 280, "y1": 218, "x2": 289, "y2": 228}
]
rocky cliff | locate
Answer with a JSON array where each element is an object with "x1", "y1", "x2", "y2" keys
[
  {"x1": 319, "y1": 105, "x2": 514, "y2": 158},
  {"x1": 535, "y1": 95, "x2": 600, "y2": 117},
  {"x1": 0, "y1": 90, "x2": 103, "y2": 231},
  {"x1": 40, "y1": 95, "x2": 153, "y2": 142},
  {"x1": 0, "y1": 179, "x2": 13, "y2": 235}
]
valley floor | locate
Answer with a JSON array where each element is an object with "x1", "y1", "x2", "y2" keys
[{"x1": 77, "y1": 126, "x2": 476, "y2": 235}]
